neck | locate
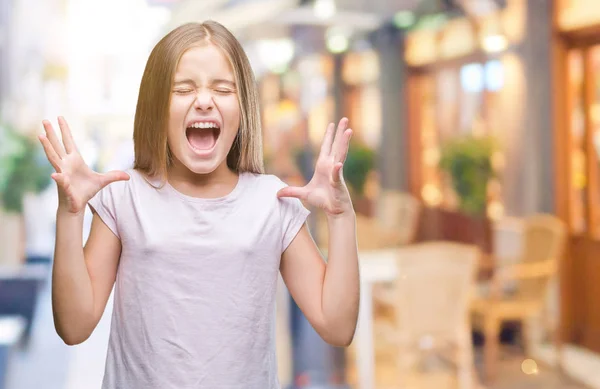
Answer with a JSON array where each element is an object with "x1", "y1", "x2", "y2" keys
[{"x1": 167, "y1": 161, "x2": 239, "y2": 198}]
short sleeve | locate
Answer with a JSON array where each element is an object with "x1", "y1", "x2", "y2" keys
[
  {"x1": 88, "y1": 184, "x2": 120, "y2": 238},
  {"x1": 279, "y1": 193, "x2": 311, "y2": 254}
]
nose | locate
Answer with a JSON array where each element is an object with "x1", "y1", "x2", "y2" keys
[{"x1": 193, "y1": 90, "x2": 214, "y2": 111}]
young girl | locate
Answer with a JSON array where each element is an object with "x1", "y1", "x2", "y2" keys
[{"x1": 39, "y1": 21, "x2": 359, "y2": 388}]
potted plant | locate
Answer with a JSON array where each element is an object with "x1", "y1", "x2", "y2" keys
[
  {"x1": 0, "y1": 123, "x2": 53, "y2": 266},
  {"x1": 439, "y1": 134, "x2": 497, "y2": 216},
  {"x1": 344, "y1": 142, "x2": 375, "y2": 215},
  {"x1": 430, "y1": 134, "x2": 498, "y2": 253}
]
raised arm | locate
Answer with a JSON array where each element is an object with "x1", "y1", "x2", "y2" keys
[
  {"x1": 39, "y1": 117, "x2": 129, "y2": 345},
  {"x1": 278, "y1": 118, "x2": 359, "y2": 347}
]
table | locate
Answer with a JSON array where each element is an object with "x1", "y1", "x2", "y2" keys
[{"x1": 355, "y1": 248, "x2": 400, "y2": 389}]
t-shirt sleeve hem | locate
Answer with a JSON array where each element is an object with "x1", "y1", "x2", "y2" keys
[
  {"x1": 282, "y1": 206, "x2": 310, "y2": 253},
  {"x1": 87, "y1": 197, "x2": 119, "y2": 239}
]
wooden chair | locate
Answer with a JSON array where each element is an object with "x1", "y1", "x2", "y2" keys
[
  {"x1": 374, "y1": 242, "x2": 480, "y2": 389},
  {"x1": 314, "y1": 191, "x2": 421, "y2": 251},
  {"x1": 470, "y1": 214, "x2": 567, "y2": 382},
  {"x1": 315, "y1": 213, "x2": 402, "y2": 252},
  {"x1": 370, "y1": 192, "x2": 422, "y2": 316},
  {"x1": 375, "y1": 191, "x2": 422, "y2": 246}
]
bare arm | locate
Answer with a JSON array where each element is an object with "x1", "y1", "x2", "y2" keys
[
  {"x1": 52, "y1": 211, "x2": 121, "y2": 345},
  {"x1": 39, "y1": 116, "x2": 129, "y2": 345},
  {"x1": 280, "y1": 215, "x2": 359, "y2": 347},
  {"x1": 278, "y1": 118, "x2": 359, "y2": 347}
]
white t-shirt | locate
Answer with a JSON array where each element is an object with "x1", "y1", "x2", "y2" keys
[{"x1": 88, "y1": 169, "x2": 310, "y2": 389}]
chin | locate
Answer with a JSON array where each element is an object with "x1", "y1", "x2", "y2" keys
[
  {"x1": 182, "y1": 157, "x2": 225, "y2": 175},
  {"x1": 179, "y1": 141, "x2": 228, "y2": 176}
]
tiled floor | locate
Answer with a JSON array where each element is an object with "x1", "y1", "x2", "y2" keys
[
  {"x1": 346, "y1": 359, "x2": 583, "y2": 389},
  {"x1": 344, "y1": 345, "x2": 586, "y2": 389},
  {"x1": 479, "y1": 353, "x2": 584, "y2": 389},
  {"x1": 3, "y1": 278, "x2": 589, "y2": 389}
]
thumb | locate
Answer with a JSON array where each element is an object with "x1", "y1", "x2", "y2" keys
[
  {"x1": 99, "y1": 170, "x2": 130, "y2": 187},
  {"x1": 277, "y1": 186, "x2": 308, "y2": 200},
  {"x1": 331, "y1": 162, "x2": 344, "y2": 184}
]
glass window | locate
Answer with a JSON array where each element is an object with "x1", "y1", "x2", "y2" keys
[
  {"x1": 484, "y1": 60, "x2": 504, "y2": 92},
  {"x1": 414, "y1": 59, "x2": 507, "y2": 216}
]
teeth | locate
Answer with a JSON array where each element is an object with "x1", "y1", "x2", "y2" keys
[{"x1": 190, "y1": 122, "x2": 218, "y2": 129}]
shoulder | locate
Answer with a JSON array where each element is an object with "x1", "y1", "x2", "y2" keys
[
  {"x1": 241, "y1": 173, "x2": 308, "y2": 210},
  {"x1": 108, "y1": 168, "x2": 154, "y2": 193},
  {"x1": 242, "y1": 172, "x2": 291, "y2": 194},
  {"x1": 88, "y1": 169, "x2": 157, "y2": 234},
  {"x1": 242, "y1": 172, "x2": 309, "y2": 214},
  {"x1": 91, "y1": 168, "x2": 153, "y2": 206}
]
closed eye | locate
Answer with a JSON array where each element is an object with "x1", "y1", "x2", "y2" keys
[
  {"x1": 215, "y1": 89, "x2": 234, "y2": 94},
  {"x1": 173, "y1": 89, "x2": 194, "y2": 94}
]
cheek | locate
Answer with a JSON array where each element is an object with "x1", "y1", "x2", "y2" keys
[
  {"x1": 169, "y1": 98, "x2": 188, "y2": 119},
  {"x1": 168, "y1": 98, "x2": 191, "y2": 133},
  {"x1": 219, "y1": 97, "x2": 241, "y2": 126}
]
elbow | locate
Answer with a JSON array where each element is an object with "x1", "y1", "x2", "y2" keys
[
  {"x1": 63, "y1": 337, "x2": 84, "y2": 346},
  {"x1": 59, "y1": 333, "x2": 88, "y2": 346},
  {"x1": 327, "y1": 336, "x2": 353, "y2": 348},
  {"x1": 321, "y1": 326, "x2": 356, "y2": 348},
  {"x1": 55, "y1": 318, "x2": 93, "y2": 346},
  {"x1": 324, "y1": 333, "x2": 354, "y2": 348},
  {"x1": 317, "y1": 313, "x2": 358, "y2": 347},
  {"x1": 58, "y1": 328, "x2": 91, "y2": 346}
]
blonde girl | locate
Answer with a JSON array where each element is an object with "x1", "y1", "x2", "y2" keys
[{"x1": 39, "y1": 21, "x2": 359, "y2": 389}]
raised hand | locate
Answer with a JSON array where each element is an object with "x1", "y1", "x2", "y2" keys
[
  {"x1": 277, "y1": 118, "x2": 354, "y2": 217},
  {"x1": 39, "y1": 117, "x2": 129, "y2": 215}
]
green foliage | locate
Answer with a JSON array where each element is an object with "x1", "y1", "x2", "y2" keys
[
  {"x1": 0, "y1": 124, "x2": 53, "y2": 213},
  {"x1": 344, "y1": 142, "x2": 375, "y2": 197},
  {"x1": 439, "y1": 135, "x2": 497, "y2": 216}
]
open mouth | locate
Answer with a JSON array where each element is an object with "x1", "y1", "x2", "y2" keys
[{"x1": 185, "y1": 122, "x2": 221, "y2": 152}]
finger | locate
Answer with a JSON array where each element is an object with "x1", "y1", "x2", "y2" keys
[
  {"x1": 42, "y1": 120, "x2": 66, "y2": 158},
  {"x1": 331, "y1": 162, "x2": 344, "y2": 183},
  {"x1": 319, "y1": 122, "x2": 336, "y2": 157},
  {"x1": 334, "y1": 129, "x2": 353, "y2": 164},
  {"x1": 332, "y1": 118, "x2": 348, "y2": 160},
  {"x1": 277, "y1": 186, "x2": 308, "y2": 200},
  {"x1": 57, "y1": 116, "x2": 77, "y2": 154},
  {"x1": 38, "y1": 135, "x2": 62, "y2": 171},
  {"x1": 99, "y1": 170, "x2": 131, "y2": 187}
]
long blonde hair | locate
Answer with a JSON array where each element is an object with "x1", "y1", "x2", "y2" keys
[{"x1": 133, "y1": 21, "x2": 264, "y2": 179}]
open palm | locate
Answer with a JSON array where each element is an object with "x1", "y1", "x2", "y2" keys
[
  {"x1": 39, "y1": 117, "x2": 129, "y2": 214},
  {"x1": 277, "y1": 118, "x2": 353, "y2": 216}
]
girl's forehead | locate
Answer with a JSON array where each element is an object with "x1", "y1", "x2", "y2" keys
[{"x1": 176, "y1": 45, "x2": 234, "y2": 78}]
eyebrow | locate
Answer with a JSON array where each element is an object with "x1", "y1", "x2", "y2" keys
[
  {"x1": 173, "y1": 79, "x2": 196, "y2": 87},
  {"x1": 172, "y1": 78, "x2": 236, "y2": 88},
  {"x1": 212, "y1": 79, "x2": 236, "y2": 88}
]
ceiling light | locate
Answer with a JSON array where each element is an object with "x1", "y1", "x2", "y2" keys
[
  {"x1": 256, "y1": 39, "x2": 295, "y2": 74},
  {"x1": 326, "y1": 34, "x2": 348, "y2": 54},
  {"x1": 314, "y1": 0, "x2": 336, "y2": 20},
  {"x1": 482, "y1": 34, "x2": 508, "y2": 53},
  {"x1": 325, "y1": 26, "x2": 350, "y2": 54}
]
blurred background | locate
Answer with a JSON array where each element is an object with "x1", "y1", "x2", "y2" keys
[{"x1": 0, "y1": 0, "x2": 598, "y2": 388}]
